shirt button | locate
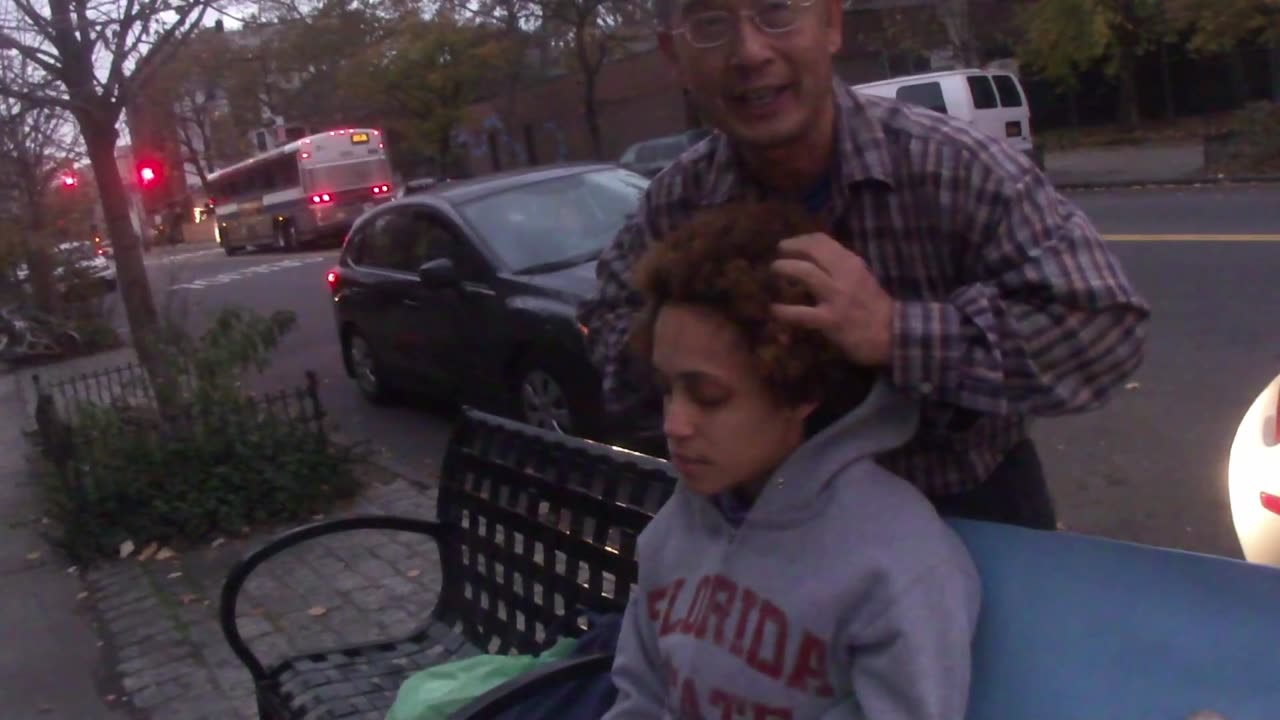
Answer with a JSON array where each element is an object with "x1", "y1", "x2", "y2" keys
[{"x1": 919, "y1": 382, "x2": 935, "y2": 395}]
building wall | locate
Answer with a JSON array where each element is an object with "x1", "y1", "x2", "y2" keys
[
  {"x1": 455, "y1": 49, "x2": 691, "y2": 175},
  {"x1": 453, "y1": 14, "x2": 932, "y2": 175}
]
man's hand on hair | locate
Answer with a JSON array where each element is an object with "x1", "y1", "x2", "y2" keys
[{"x1": 769, "y1": 233, "x2": 894, "y2": 367}]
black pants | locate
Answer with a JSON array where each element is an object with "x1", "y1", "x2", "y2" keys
[{"x1": 930, "y1": 439, "x2": 1058, "y2": 531}]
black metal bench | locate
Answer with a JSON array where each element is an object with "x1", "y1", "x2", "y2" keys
[{"x1": 219, "y1": 408, "x2": 676, "y2": 719}]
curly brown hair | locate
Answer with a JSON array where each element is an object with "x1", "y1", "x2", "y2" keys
[{"x1": 629, "y1": 200, "x2": 872, "y2": 409}]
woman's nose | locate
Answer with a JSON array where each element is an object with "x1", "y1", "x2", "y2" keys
[{"x1": 663, "y1": 397, "x2": 695, "y2": 439}]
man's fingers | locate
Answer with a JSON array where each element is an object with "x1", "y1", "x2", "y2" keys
[
  {"x1": 771, "y1": 302, "x2": 826, "y2": 329},
  {"x1": 777, "y1": 233, "x2": 846, "y2": 267},
  {"x1": 772, "y1": 258, "x2": 834, "y2": 297}
]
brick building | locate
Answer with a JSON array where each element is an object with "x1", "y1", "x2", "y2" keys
[{"x1": 453, "y1": 0, "x2": 1014, "y2": 175}]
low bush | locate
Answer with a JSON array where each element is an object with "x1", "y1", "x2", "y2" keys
[{"x1": 36, "y1": 306, "x2": 367, "y2": 564}]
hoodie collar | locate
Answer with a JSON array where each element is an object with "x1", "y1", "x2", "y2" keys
[{"x1": 695, "y1": 374, "x2": 919, "y2": 530}]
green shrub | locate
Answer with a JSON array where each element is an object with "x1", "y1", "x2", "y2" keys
[
  {"x1": 1212, "y1": 101, "x2": 1280, "y2": 174},
  {"x1": 37, "y1": 306, "x2": 367, "y2": 564}
]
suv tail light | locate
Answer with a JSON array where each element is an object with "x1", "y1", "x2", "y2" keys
[
  {"x1": 326, "y1": 268, "x2": 339, "y2": 291},
  {"x1": 311, "y1": 193, "x2": 333, "y2": 204},
  {"x1": 371, "y1": 184, "x2": 391, "y2": 195}
]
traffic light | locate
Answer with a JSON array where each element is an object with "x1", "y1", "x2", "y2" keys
[
  {"x1": 60, "y1": 173, "x2": 77, "y2": 188},
  {"x1": 137, "y1": 161, "x2": 161, "y2": 188}
]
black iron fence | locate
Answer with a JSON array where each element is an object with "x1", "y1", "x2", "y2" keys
[{"x1": 32, "y1": 363, "x2": 328, "y2": 475}]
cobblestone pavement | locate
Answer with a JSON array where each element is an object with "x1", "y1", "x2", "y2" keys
[{"x1": 82, "y1": 470, "x2": 444, "y2": 719}]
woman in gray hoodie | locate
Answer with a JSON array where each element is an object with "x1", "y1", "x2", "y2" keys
[{"x1": 604, "y1": 200, "x2": 981, "y2": 720}]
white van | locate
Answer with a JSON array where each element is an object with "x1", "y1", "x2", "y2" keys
[{"x1": 852, "y1": 69, "x2": 1040, "y2": 166}]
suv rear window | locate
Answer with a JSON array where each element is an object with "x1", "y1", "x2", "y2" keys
[
  {"x1": 896, "y1": 82, "x2": 947, "y2": 115},
  {"x1": 992, "y1": 75, "x2": 1024, "y2": 108},
  {"x1": 966, "y1": 76, "x2": 999, "y2": 110}
]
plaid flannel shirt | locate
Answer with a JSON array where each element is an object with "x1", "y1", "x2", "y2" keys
[{"x1": 578, "y1": 78, "x2": 1151, "y2": 496}]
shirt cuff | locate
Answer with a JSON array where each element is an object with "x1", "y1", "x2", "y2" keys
[{"x1": 890, "y1": 300, "x2": 963, "y2": 399}]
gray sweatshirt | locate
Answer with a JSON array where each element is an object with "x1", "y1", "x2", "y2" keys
[{"x1": 605, "y1": 376, "x2": 981, "y2": 720}]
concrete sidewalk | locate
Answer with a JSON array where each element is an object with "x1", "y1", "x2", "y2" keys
[
  {"x1": 1046, "y1": 141, "x2": 1207, "y2": 187},
  {"x1": 4, "y1": 355, "x2": 447, "y2": 719},
  {"x1": 0, "y1": 372, "x2": 132, "y2": 719}
]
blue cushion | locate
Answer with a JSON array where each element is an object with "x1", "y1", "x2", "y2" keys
[{"x1": 949, "y1": 519, "x2": 1280, "y2": 720}]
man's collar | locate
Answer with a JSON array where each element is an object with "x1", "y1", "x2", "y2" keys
[
  {"x1": 832, "y1": 78, "x2": 895, "y2": 189},
  {"x1": 703, "y1": 76, "x2": 895, "y2": 206}
]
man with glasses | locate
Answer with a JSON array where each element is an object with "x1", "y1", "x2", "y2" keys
[{"x1": 579, "y1": 0, "x2": 1150, "y2": 530}]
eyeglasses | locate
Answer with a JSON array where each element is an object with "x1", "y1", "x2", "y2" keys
[{"x1": 671, "y1": 0, "x2": 819, "y2": 48}]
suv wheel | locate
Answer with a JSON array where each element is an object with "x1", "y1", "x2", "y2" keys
[{"x1": 346, "y1": 330, "x2": 389, "y2": 403}]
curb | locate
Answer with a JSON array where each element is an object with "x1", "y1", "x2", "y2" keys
[
  {"x1": 1056, "y1": 174, "x2": 1280, "y2": 191},
  {"x1": 327, "y1": 426, "x2": 438, "y2": 489}
]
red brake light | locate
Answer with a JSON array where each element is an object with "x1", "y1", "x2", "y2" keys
[
  {"x1": 326, "y1": 270, "x2": 339, "y2": 289},
  {"x1": 1263, "y1": 492, "x2": 1280, "y2": 517},
  {"x1": 311, "y1": 195, "x2": 322, "y2": 204},
  {"x1": 301, "y1": 152, "x2": 311, "y2": 159},
  {"x1": 372, "y1": 186, "x2": 381, "y2": 195},
  {"x1": 321, "y1": 193, "x2": 331, "y2": 202}
]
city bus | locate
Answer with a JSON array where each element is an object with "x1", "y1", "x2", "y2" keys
[{"x1": 206, "y1": 128, "x2": 395, "y2": 255}]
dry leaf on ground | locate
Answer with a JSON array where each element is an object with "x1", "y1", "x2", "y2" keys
[
  {"x1": 307, "y1": 606, "x2": 328, "y2": 617},
  {"x1": 118, "y1": 540, "x2": 135, "y2": 559},
  {"x1": 156, "y1": 547, "x2": 177, "y2": 561},
  {"x1": 406, "y1": 569, "x2": 421, "y2": 578},
  {"x1": 137, "y1": 543, "x2": 159, "y2": 562}
]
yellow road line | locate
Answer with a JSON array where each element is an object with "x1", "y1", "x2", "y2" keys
[{"x1": 1104, "y1": 233, "x2": 1280, "y2": 242}]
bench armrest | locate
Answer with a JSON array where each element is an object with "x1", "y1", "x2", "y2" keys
[
  {"x1": 448, "y1": 652, "x2": 614, "y2": 719},
  {"x1": 218, "y1": 514, "x2": 454, "y2": 682}
]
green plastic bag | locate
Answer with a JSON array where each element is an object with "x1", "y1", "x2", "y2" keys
[{"x1": 385, "y1": 637, "x2": 579, "y2": 720}]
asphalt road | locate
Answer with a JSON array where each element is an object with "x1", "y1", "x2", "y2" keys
[{"x1": 137, "y1": 184, "x2": 1280, "y2": 560}]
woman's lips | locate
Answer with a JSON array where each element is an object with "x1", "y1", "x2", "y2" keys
[{"x1": 671, "y1": 453, "x2": 708, "y2": 473}]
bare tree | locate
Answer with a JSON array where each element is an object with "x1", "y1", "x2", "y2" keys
[
  {"x1": 154, "y1": 25, "x2": 249, "y2": 191},
  {"x1": 936, "y1": 0, "x2": 978, "y2": 67},
  {"x1": 0, "y1": 56, "x2": 76, "y2": 314},
  {"x1": 448, "y1": 0, "x2": 649, "y2": 160},
  {"x1": 0, "y1": 0, "x2": 214, "y2": 400}
]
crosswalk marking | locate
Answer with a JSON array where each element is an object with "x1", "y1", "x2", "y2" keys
[{"x1": 169, "y1": 256, "x2": 327, "y2": 290}]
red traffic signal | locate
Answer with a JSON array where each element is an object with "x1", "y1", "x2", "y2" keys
[
  {"x1": 137, "y1": 162, "x2": 161, "y2": 187},
  {"x1": 60, "y1": 173, "x2": 78, "y2": 188}
]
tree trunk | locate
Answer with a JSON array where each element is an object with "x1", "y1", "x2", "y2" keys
[
  {"x1": 437, "y1": 125, "x2": 453, "y2": 176},
  {"x1": 1228, "y1": 49, "x2": 1249, "y2": 106},
  {"x1": 1115, "y1": 45, "x2": 1141, "y2": 131},
  {"x1": 79, "y1": 114, "x2": 180, "y2": 411},
  {"x1": 1269, "y1": 46, "x2": 1280, "y2": 102},
  {"x1": 1160, "y1": 43, "x2": 1176, "y2": 120},
  {"x1": 21, "y1": 193, "x2": 61, "y2": 315},
  {"x1": 583, "y1": 72, "x2": 603, "y2": 159},
  {"x1": 575, "y1": 27, "x2": 603, "y2": 159}
]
